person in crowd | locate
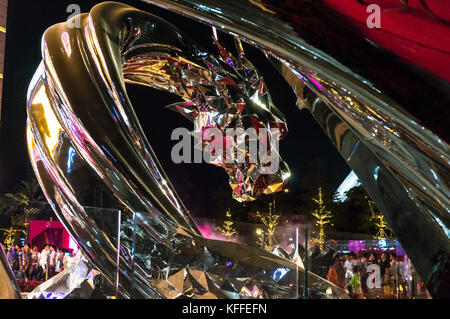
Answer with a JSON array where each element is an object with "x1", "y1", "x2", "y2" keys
[
  {"x1": 10, "y1": 245, "x2": 21, "y2": 279},
  {"x1": 49, "y1": 246, "x2": 56, "y2": 277},
  {"x1": 379, "y1": 252, "x2": 391, "y2": 280},
  {"x1": 17, "y1": 245, "x2": 25, "y2": 280},
  {"x1": 13, "y1": 245, "x2": 26, "y2": 281},
  {"x1": 344, "y1": 254, "x2": 354, "y2": 284},
  {"x1": 389, "y1": 253, "x2": 398, "y2": 297},
  {"x1": 11, "y1": 245, "x2": 20, "y2": 266},
  {"x1": 368, "y1": 252, "x2": 376, "y2": 264},
  {"x1": 29, "y1": 246, "x2": 40, "y2": 281},
  {"x1": 39, "y1": 245, "x2": 50, "y2": 281},
  {"x1": 397, "y1": 256, "x2": 408, "y2": 298},
  {"x1": 353, "y1": 252, "x2": 362, "y2": 269},
  {"x1": 334, "y1": 257, "x2": 346, "y2": 288},
  {"x1": 347, "y1": 265, "x2": 362, "y2": 299},
  {"x1": 2, "y1": 243, "x2": 77, "y2": 283},
  {"x1": 21, "y1": 244, "x2": 31, "y2": 281},
  {"x1": 389, "y1": 253, "x2": 397, "y2": 271},
  {"x1": 55, "y1": 248, "x2": 64, "y2": 273},
  {"x1": 327, "y1": 258, "x2": 339, "y2": 287},
  {"x1": 359, "y1": 254, "x2": 369, "y2": 297}
]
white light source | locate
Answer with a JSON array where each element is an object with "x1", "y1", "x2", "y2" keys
[{"x1": 335, "y1": 171, "x2": 361, "y2": 202}]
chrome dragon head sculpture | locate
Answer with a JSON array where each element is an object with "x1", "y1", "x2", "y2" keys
[
  {"x1": 24, "y1": 0, "x2": 450, "y2": 299},
  {"x1": 25, "y1": 2, "x2": 343, "y2": 299}
]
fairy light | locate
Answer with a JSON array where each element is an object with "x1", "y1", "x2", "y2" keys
[{"x1": 311, "y1": 187, "x2": 333, "y2": 251}]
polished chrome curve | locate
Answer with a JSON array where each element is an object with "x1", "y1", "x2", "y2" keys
[{"x1": 0, "y1": 246, "x2": 21, "y2": 299}]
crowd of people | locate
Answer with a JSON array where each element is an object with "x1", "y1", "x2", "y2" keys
[
  {"x1": 1, "y1": 241, "x2": 428, "y2": 298},
  {"x1": 2, "y1": 243, "x2": 67, "y2": 282},
  {"x1": 324, "y1": 250, "x2": 423, "y2": 299}
]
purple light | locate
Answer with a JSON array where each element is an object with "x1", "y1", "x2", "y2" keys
[
  {"x1": 307, "y1": 75, "x2": 323, "y2": 90},
  {"x1": 348, "y1": 240, "x2": 365, "y2": 253},
  {"x1": 225, "y1": 58, "x2": 235, "y2": 67}
]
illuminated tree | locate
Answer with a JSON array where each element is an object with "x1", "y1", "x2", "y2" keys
[
  {"x1": 0, "y1": 179, "x2": 43, "y2": 243},
  {"x1": 2, "y1": 228, "x2": 16, "y2": 251},
  {"x1": 367, "y1": 197, "x2": 392, "y2": 239},
  {"x1": 217, "y1": 210, "x2": 238, "y2": 239},
  {"x1": 310, "y1": 187, "x2": 333, "y2": 251},
  {"x1": 256, "y1": 203, "x2": 281, "y2": 252}
]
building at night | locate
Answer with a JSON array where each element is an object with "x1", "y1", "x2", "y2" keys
[
  {"x1": 0, "y1": 0, "x2": 7, "y2": 123},
  {"x1": 334, "y1": 171, "x2": 361, "y2": 202}
]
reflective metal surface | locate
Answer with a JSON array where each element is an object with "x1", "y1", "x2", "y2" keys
[
  {"x1": 27, "y1": 257, "x2": 96, "y2": 299},
  {"x1": 0, "y1": 245, "x2": 21, "y2": 299},
  {"x1": 141, "y1": 0, "x2": 450, "y2": 298},
  {"x1": 26, "y1": 2, "x2": 346, "y2": 299}
]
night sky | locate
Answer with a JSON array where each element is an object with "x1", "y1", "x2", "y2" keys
[{"x1": 0, "y1": 0, "x2": 350, "y2": 220}]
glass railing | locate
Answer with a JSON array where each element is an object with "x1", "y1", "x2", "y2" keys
[{"x1": 0, "y1": 202, "x2": 431, "y2": 299}]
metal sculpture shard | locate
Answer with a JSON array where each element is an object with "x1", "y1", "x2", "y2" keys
[
  {"x1": 0, "y1": 245, "x2": 22, "y2": 299},
  {"x1": 27, "y1": 257, "x2": 96, "y2": 299},
  {"x1": 26, "y1": 2, "x2": 345, "y2": 299}
]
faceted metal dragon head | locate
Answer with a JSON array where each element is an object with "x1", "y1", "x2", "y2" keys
[{"x1": 123, "y1": 21, "x2": 290, "y2": 202}]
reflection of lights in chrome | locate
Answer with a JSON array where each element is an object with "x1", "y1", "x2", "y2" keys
[
  {"x1": 282, "y1": 171, "x2": 291, "y2": 181},
  {"x1": 326, "y1": 287, "x2": 333, "y2": 295},
  {"x1": 61, "y1": 32, "x2": 72, "y2": 57},
  {"x1": 432, "y1": 216, "x2": 450, "y2": 238},
  {"x1": 335, "y1": 171, "x2": 361, "y2": 202},
  {"x1": 67, "y1": 147, "x2": 76, "y2": 173},
  {"x1": 240, "y1": 285, "x2": 260, "y2": 297},
  {"x1": 250, "y1": 92, "x2": 269, "y2": 111},
  {"x1": 31, "y1": 85, "x2": 63, "y2": 153},
  {"x1": 372, "y1": 166, "x2": 380, "y2": 181},
  {"x1": 292, "y1": 250, "x2": 304, "y2": 268},
  {"x1": 211, "y1": 26, "x2": 218, "y2": 41},
  {"x1": 272, "y1": 268, "x2": 289, "y2": 283}
]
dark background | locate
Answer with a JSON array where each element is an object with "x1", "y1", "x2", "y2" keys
[{"x1": 0, "y1": 0, "x2": 350, "y2": 223}]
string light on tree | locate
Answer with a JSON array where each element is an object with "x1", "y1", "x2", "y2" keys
[
  {"x1": 1, "y1": 228, "x2": 16, "y2": 250},
  {"x1": 216, "y1": 210, "x2": 238, "y2": 239},
  {"x1": 310, "y1": 187, "x2": 333, "y2": 251},
  {"x1": 256, "y1": 203, "x2": 281, "y2": 252},
  {"x1": 367, "y1": 197, "x2": 391, "y2": 239}
]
